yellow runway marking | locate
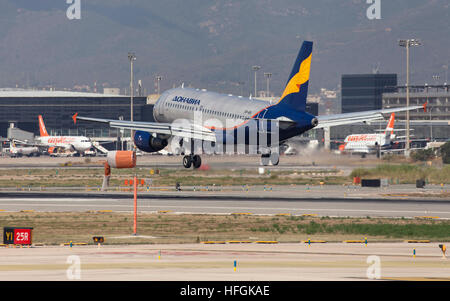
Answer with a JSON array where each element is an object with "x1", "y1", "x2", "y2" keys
[
  {"x1": 0, "y1": 260, "x2": 448, "y2": 272},
  {"x1": 382, "y1": 277, "x2": 450, "y2": 281}
]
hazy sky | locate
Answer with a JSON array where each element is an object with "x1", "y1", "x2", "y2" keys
[{"x1": 0, "y1": 0, "x2": 448, "y2": 95}]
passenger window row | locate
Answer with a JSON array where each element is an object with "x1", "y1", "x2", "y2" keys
[{"x1": 165, "y1": 101, "x2": 246, "y2": 120}]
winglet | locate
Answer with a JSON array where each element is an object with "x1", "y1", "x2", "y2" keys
[
  {"x1": 72, "y1": 113, "x2": 78, "y2": 124},
  {"x1": 423, "y1": 102, "x2": 427, "y2": 113}
]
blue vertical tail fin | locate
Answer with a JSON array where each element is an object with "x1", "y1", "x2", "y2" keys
[{"x1": 275, "y1": 41, "x2": 313, "y2": 112}]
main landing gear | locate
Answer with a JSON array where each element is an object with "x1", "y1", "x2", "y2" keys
[
  {"x1": 181, "y1": 138, "x2": 202, "y2": 169},
  {"x1": 260, "y1": 152, "x2": 279, "y2": 166},
  {"x1": 183, "y1": 154, "x2": 202, "y2": 169}
]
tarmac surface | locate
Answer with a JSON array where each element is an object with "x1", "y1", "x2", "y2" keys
[
  {"x1": 0, "y1": 184, "x2": 449, "y2": 218},
  {"x1": 0, "y1": 243, "x2": 448, "y2": 281},
  {"x1": 2, "y1": 153, "x2": 448, "y2": 220},
  {"x1": 0, "y1": 153, "x2": 377, "y2": 175},
  {"x1": 1, "y1": 155, "x2": 449, "y2": 282}
]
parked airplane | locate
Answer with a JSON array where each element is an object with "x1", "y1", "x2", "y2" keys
[
  {"x1": 73, "y1": 41, "x2": 425, "y2": 168},
  {"x1": 8, "y1": 141, "x2": 40, "y2": 157},
  {"x1": 338, "y1": 113, "x2": 429, "y2": 157},
  {"x1": 36, "y1": 115, "x2": 93, "y2": 155},
  {"x1": 339, "y1": 113, "x2": 396, "y2": 155}
]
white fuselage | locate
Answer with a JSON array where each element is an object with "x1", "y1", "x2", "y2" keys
[
  {"x1": 343, "y1": 134, "x2": 391, "y2": 154},
  {"x1": 153, "y1": 88, "x2": 270, "y2": 128},
  {"x1": 36, "y1": 136, "x2": 92, "y2": 152}
]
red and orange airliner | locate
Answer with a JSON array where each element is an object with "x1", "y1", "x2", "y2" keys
[{"x1": 35, "y1": 115, "x2": 92, "y2": 155}]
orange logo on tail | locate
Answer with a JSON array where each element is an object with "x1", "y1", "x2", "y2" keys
[
  {"x1": 384, "y1": 113, "x2": 395, "y2": 135},
  {"x1": 278, "y1": 53, "x2": 312, "y2": 103},
  {"x1": 38, "y1": 115, "x2": 49, "y2": 137}
]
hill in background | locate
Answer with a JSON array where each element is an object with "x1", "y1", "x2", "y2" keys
[{"x1": 0, "y1": 0, "x2": 448, "y2": 95}]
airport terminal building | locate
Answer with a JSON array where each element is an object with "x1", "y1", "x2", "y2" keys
[
  {"x1": 341, "y1": 74, "x2": 398, "y2": 113},
  {"x1": 381, "y1": 84, "x2": 450, "y2": 142},
  {"x1": 382, "y1": 84, "x2": 450, "y2": 121},
  {"x1": 328, "y1": 83, "x2": 450, "y2": 148},
  {"x1": 0, "y1": 90, "x2": 155, "y2": 138}
]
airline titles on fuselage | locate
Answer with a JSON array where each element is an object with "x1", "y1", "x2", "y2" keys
[
  {"x1": 345, "y1": 134, "x2": 378, "y2": 142},
  {"x1": 172, "y1": 96, "x2": 201, "y2": 106},
  {"x1": 45, "y1": 137, "x2": 76, "y2": 144},
  {"x1": 168, "y1": 94, "x2": 251, "y2": 121}
]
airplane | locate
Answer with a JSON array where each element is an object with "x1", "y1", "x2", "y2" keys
[
  {"x1": 338, "y1": 113, "x2": 429, "y2": 157},
  {"x1": 339, "y1": 113, "x2": 396, "y2": 156},
  {"x1": 8, "y1": 141, "x2": 40, "y2": 157},
  {"x1": 35, "y1": 115, "x2": 93, "y2": 156},
  {"x1": 72, "y1": 41, "x2": 425, "y2": 168}
]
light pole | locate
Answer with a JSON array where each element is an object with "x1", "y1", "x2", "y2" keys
[
  {"x1": 432, "y1": 75, "x2": 440, "y2": 86},
  {"x1": 128, "y1": 52, "x2": 136, "y2": 122},
  {"x1": 128, "y1": 52, "x2": 136, "y2": 144},
  {"x1": 264, "y1": 72, "x2": 272, "y2": 97},
  {"x1": 398, "y1": 39, "x2": 421, "y2": 157},
  {"x1": 155, "y1": 75, "x2": 162, "y2": 95},
  {"x1": 119, "y1": 115, "x2": 124, "y2": 150},
  {"x1": 429, "y1": 106, "x2": 433, "y2": 141},
  {"x1": 252, "y1": 65, "x2": 261, "y2": 97},
  {"x1": 443, "y1": 63, "x2": 448, "y2": 83},
  {"x1": 237, "y1": 81, "x2": 245, "y2": 96}
]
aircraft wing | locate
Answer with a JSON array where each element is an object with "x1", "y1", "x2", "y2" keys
[
  {"x1": 73, "y1": 114, "x2": 217, "y2": 142},
  {"x1": 315, "y1": 105, "x2": 424, "y2": 129},
  {"x1": 392, "y1": 138, "x2": 428, "y2": 142},
  {"x1": 382, "y1": 147, "x2": 425, "y2": 153},
  {"x1": 374, "y1": 129, "x2": 414, "y2": 132}
]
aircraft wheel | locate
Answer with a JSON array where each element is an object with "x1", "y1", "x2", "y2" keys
[
  {"x1": 260, "y1": 154, "x2": 270, "y2": 166},
  {"x1": 183, "y1": 155, "x2": 192, "y2": 168},
  {"x1": 270, "y1": 152, "x2": 280, "y2": 166},
  {"x1": 192, "y1": 155, "x2": 202, "y2": 169}
]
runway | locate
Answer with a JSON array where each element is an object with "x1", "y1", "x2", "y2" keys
[
  {"x1": 0, "y1": 190, "x2": 449, "y2": 218},
  {"x1": 0, "y1": 153, "x2": 376, "y2": 174},
  {"x1": 0, "y1": 243, "x2": 448, "y2": 281}
]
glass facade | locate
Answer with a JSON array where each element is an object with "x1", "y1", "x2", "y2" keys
[
  {"x1": 382, "y1": 85, "x2": 450, "y2": 121},
  {"x1": 341, "y1": 74, "x2": 397, "y2": 113},
  {"x1": 0, "y1": 95, "x2": 154, "y2": 137}
]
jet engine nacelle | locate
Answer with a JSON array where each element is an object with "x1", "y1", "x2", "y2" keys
[
  {"x1": 134, "y1": 131, "x2": 168, "y2": 153},
  {"x1": 107, "y1": 151, "x2": 136, "y2": 168}
]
